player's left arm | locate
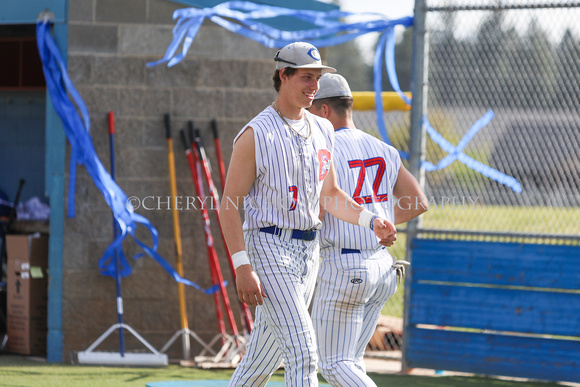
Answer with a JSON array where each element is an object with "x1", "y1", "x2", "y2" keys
[
  {"x1": 393, "y1": 164, "x2": 429, "y2": 225},
  {"x1": 321, "y1": 161, "x2": 397, "y2": 246}
]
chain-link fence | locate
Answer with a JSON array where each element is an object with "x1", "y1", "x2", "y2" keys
[
  {"x1": 423, "y1": 0, "x2": 579, "y2": 233},
  {"x1": 354, "y1": 0, "x2": 580, "y2": 355}
]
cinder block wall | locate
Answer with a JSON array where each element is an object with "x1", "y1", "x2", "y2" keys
[{"x1": 63, "y1": 0, "x2": 276, "y2": 361}]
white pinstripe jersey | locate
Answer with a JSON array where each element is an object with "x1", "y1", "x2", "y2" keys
[
  {"x1": 233, "y1": 106, "x2": 335, "y2": 231},
  {"x1": 320, "y1": 127, "x2": 401, "y2": 251}
]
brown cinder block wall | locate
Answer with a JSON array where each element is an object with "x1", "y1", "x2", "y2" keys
[{"x1": 62, "y1": 0, "x2": 276, "y2": 361}]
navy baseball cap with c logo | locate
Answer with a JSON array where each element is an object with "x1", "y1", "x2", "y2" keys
[{"x1": 274, "y1": 42, "x2": 336, "y2": 73}]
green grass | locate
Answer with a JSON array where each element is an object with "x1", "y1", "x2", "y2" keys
[
  {"x1": 421, "y1": 205, "x2": 580, "y2": 235},
  {"x1": 0, "y1": 355, "x2": 562, "y2": 386}
]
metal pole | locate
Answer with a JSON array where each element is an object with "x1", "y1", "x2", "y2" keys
[
  {"x1": 164, "y1": 114, "x2": 191, "y2": 360},
  {"x1": 402, "y1": 0, "x2": 429, "y2": 373},
  {"x1": 107, "y1": 112, "x2": 126, "y2": 357}
]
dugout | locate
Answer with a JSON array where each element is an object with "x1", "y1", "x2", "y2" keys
[{"x1": 0, "y1": 0, "x2": 338, "y2": 363}]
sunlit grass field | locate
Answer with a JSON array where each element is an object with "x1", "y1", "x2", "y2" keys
[{"x1": 421, "y1": 205, "x2": 580, "y2": 235}]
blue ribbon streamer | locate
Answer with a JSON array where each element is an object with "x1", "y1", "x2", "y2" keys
[
  {"x1": 385, "y1": 27, "x2": 412, "y2": 106},
  {"x1": 36, "y1": 20, "x2": 220, "y2": 294},
  {"x1": 148, "y1": 1, "x2": 521, "y2": 193},
  {"x1": 148, "y1": 1, "x2": 413, "y2": 67},
  {"x1": 374, "y1": 18, "x2": 521, "y2": 193},
  {"x1": 422, "y1": 111, "x2": 496, "y2": 171},
  {"x1": 373, "y1": 30, "x2": 392, "y2": 146},
  {"x1": 423, "y1": 115, "x2": 522, "y2": 192}
]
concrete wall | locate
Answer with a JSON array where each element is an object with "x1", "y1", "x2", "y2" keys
[{"x1": 63, "y1": 0, "x2": 276, "y2": 361}]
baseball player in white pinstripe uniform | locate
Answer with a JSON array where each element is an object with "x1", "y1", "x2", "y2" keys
[
  {"x1": 220, "y1": 43, "x2": 398, "y2": 386},
  {"x1": 309, "y1": 73, "x2": 428, "y2": 386}
]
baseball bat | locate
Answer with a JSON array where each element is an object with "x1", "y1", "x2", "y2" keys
[
  {"x1": 180, "y1": 128, "x2": 228, "y2": 342},
  {"x1": 211, "y1": 119, "x2": 226, "y2": 194},
  {"x1": 189, "y1": 123, "x2": 240, "y2": 338},
  {"x1": 193, "y1": 127, "x2": 254, "y2": 333}
]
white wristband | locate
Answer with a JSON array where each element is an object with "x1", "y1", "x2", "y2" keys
[
  {"x1": 232, "y1": 250, "x2": 250, "y2": 269},
  {"x1": 358, "y1": 208, "x2": 379, "y2": 230}
]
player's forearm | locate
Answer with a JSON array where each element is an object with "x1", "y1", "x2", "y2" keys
[
  {"x1": 319, "y1": 161, "x2": 364, "y2": 224},
  {"x1": 322, "y1": 182, "x2": 397, "y2": 245},
  {"x1": 394, "y1": 204, "x2": 428, "y2": 225},
  {"x1": 392, "y1": 165, "x2": 428, "y2": 224},
  {"x1": 394, "y1": 194, "x2": 429, "y2": 224},
  {"x1": 322, "y1": 186, "x2": 364, "y2": 225}
]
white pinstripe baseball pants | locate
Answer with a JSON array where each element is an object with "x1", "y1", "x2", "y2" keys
[
  {"x1": 229, "y1": 228, "x2": 320, "y2": 387},
  {"x1": 311, "y1": 248, "x2": 398, "y2": 387}
]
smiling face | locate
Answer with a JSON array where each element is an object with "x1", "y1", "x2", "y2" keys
[{"x1": 278, "y1": 68, "x2": 323, "y2": 118}]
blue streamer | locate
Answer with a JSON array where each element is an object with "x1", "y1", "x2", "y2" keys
[
  {"x1": 423, "y1": 116, "x2": 522, "y2": 193},
  {"x1": 424, "y1": 111, "x2": 495, "y2": 171},
  {"x1": 36, "y1": 20, "x2": 220, "y2": 294},
  {"x1": 148, "y1": 1, "x2": 412, "y2": 67},
  {"x1": 40, "y1": 32, "x2": 92, "y2": 219},
  {"x1": 179, "y1": 2, "x2": 403, "y2": 40},
  {"x1": 148, "y1": 1, "x2": 521, "y2": 193},
  {"x1": 373, "y1": 31, "x2": 391, "y2": 145},
  {"x1": 376, "y1": 17, "x2": 521, "y2": 193},
  {"x1": 385, "y1": 25, "x2": 412, "y2": 106}
]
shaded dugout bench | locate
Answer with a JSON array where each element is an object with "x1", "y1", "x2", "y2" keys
[{"x1": 404, "y1": 238, "x2": 580, "y2": 384}]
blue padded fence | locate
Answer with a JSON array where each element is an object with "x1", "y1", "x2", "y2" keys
[{"x1": 406, "y1": 239, "x2": 580, "y2": 383}]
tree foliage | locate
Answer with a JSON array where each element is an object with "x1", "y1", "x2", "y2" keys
[
  {"x1": 428, "y1": 11, "x2": 580, "y2": 111},
  {"x1": 322, "y1": 6, "x2": 579, "y2": 108},
  {"x1": 326, "y1": 40, "x2": 373, "y2": 91}
]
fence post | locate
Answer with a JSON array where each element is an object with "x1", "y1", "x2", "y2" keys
[{"x1": 402, "y1": 0, "x2": 429, "y2": 373}]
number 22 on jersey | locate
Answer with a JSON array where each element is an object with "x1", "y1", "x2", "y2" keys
[{"x1": 348, "y1": 157, "x2": 388, "y2": 204}]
